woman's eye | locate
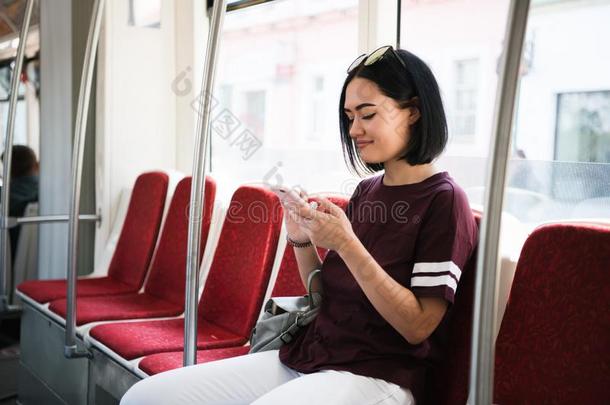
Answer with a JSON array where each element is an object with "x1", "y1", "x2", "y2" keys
[{"x1": 346, "y1": 113, "x2": 374, "y2": 123}]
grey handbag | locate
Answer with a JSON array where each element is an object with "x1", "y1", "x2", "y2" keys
[{"x1": 249, "y1": 269, "x2": 322, "y2": 353}]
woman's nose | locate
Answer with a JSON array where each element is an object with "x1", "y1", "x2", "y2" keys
[{"x1": 349, "y1": 118, "x2": 364, "y2": 138}]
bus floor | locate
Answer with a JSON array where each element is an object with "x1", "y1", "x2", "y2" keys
[{"x1": 0, "y1": 314, "x2": 20, "y2": 404}]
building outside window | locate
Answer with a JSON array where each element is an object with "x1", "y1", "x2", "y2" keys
[
  {"x1": 128, "y1": 0, "x2": 162, "y2": 28},
  {"x1": 310, "y1": 75, "x2": 325, "y2": 141},
  {"x1": 244, "y1": 89, "x2": 266, "y2": 143},
  {"x1": 555, "y1": 90, "x2": 610, "y2": 164},
  {"x1": 211, "y1": 0, "x2": 359, "y2": 196},
  {"x1": 0, "y1": 64, "x2": 29, "y2": 149},
  {"x1": 452, "y1": 58, "x2": 479, "y2": 141}
]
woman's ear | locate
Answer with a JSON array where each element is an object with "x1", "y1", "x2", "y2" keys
[
  {"x1": 408, "y1": 106, "x2": 421, "y2": 125},
  {"x1": 402, "y1": 97, "x2": 420, "y2": 125}
]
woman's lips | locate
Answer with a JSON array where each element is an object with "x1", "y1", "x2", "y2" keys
[{"x1": 357, "y1": 141, "x2": 373, "y2": 149}]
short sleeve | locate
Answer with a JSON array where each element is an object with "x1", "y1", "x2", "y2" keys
[{"x1": 410, "y1": 186, "x2": 477, "y2": 304}]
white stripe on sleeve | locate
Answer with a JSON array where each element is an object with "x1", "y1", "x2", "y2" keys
[
  {"x1": 412, "y1": 261, "x2": 462, "y2": 281},
  {"x1": 410, "y1": 274, "x2": 457, "y2": 292}
]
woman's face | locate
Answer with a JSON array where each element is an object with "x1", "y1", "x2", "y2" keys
[{"x1": 343, "y1": 77, "x2": 417, "y2": 165}]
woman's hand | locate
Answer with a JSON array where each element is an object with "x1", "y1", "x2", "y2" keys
[
  {"x1": 289, "y1": 198, "x2": 357, "y2": 253},
  {"x1": 280, "y1": 189, "x2": 310, "y2": 243}
]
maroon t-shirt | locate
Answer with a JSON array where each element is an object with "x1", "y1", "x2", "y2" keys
[{"x1": 279, "y1": 172, "x2": 478, "y2": 399}]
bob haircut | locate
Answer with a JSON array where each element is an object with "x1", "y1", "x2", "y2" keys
[{"x1": 339, "y1": 48, "x2": 448, "y2": 176}]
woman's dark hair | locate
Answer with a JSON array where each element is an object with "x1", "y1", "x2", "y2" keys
[
  {"x1": 1, "y1": 145, "x2": 38, "y2": 178},
  {"x1": 339, "y1": 48, "x2": 448, "y2": 176}
]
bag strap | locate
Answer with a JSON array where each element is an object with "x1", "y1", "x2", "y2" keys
[
  {"x1": 279, "y1": 307, "x2": 320, "y2": 345},
  {"x1": 307, "y1": 269, "x2": 321, "y2": 308}
]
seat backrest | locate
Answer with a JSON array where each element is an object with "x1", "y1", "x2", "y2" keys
[
  {"x1": 494, "y1": 223, "x2": 610, "y2": 404},
  {"x1": 424, "y1": 212, "x2": 481, "y2": 405},
  {"x1": 198, "y1": 185, "x2": 282, "y2": 338},
  {"x1": 270, "y1": 246, "x2": 307, "y2": 297},
  {"x1": 107, "y1": 172, "x2": 168, "y2": 289},
  {"x1": 144, "y1": 177, "x2": 216, "y2": 307},
  {"x1": 270, "y1": 195, "x2": 349, "y2": 298}
]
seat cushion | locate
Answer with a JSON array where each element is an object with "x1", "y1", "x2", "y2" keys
[
  {"x1": 139, "y1": 346, "x2": 250, "y2": 375},
  {"x1": 90, "y1": 318, "x2": 245, "y2": 360},
  {"x1": 48, "y1": 292, "x2": 182, "y2": 326},
  {"x1": 17, "y1": 276, "x2": 135, "y2": 304}
]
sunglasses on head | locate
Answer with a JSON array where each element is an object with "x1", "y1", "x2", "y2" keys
[{"x1": 347, "y1": 45, "x2": 407, "y2": 74}]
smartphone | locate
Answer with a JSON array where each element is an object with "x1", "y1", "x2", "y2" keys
[
  {"x1": 270, "y1": 186, "x2": 318, "y2": 210},
  {"x1": 270, "y1": 186, "x2": 307, "y2": 206}
]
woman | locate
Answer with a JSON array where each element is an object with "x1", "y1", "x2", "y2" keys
[
  {"x1": 121, "y1": 46, "x2": 478, "y2": 405},
  {"x1": 1, "y1": 145, "x2": 39, "y2": 258}
]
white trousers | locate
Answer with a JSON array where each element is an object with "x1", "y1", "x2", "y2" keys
[{"x1": 121, "y1": 350, "x2": 415, "y2": 405}]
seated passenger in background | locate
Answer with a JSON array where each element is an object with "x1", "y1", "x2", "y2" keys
[
  {"x1": 121, "y1": 47, "x2": 478, "y2": 405},
  {"x1": 1, "y1": 145, "x2": 39, "y2": 258}
]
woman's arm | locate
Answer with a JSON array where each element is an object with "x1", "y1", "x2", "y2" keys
[
  {"x1": 295, "y1": 199, "x2": 447, "y2": 345},
  {"x1": 286, "y1": 210, "x2": 323, "y2": 293},
  {"x1": 338, "y1": 238, "x2": 447, "y2": 345},
  {"x1": 292, "y1": 243, "x2": 323, "y2": 293}
]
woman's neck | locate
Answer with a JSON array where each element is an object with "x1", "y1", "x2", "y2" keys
[{"x1": 382, "y1": 160, "x2": 440, "y2": 186}]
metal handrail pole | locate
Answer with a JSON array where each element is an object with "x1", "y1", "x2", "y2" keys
[
  {"x1": 468, "y1": 0, "x2": 530, "y2": 403},
  {"x1": 16, "y1": 214, "x2": 100, "y2": 225},
  {"x1": 0, "y1": 0, "x2": 35, "y2": 312},
  {"x1": 183, "y1": 0, "x2": 227, "y2": 367},
  {"x1": 64, "y1": 0, "x2": 105, "y2": 359},
  {"x1": 226, "y1": 0, "x2": 274, "y2": 12},
  {"x1": 396, "y1": 0, "x2": 401, "y2": 49}
]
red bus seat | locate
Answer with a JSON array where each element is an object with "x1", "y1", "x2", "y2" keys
[
  {"x1": 88, "y1": 185, "x2": 282, "y2": 360},
  {"x1": 134, "y1": 194, "x2": 351, "y2": 376},
  {"x1": 47, "y1": 177, "x2": 216, "y2": 325},
  {"x1": 138, "y1": 346, "x2": 250, "y2": 376},
  {"x1": 494, "y1": 223, "x2": 610, "y2": 404},
  {"x1": 17, "y1": 171, "x2": 169, "y2": 303}
]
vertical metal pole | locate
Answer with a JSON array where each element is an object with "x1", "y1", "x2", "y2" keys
[
  {"x1": 183, "y1": 0, "x2": 227, "y2": 367},
  {"x1": 0, "y1": 0, "x2": 35, "y2": 312},
  {"x1": 396, "y1": 0, "x2": 401, "y2": 49},
  {"x1": 64, "y1": 0, "x2": 105, "y2": 359},
  {"x1": 468, "y1": 0, "x2": 530, "y2": 403}
]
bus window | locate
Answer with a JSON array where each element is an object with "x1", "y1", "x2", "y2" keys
[
  {"x1": 508, "y1": 0, "x2": 610, "y2": 224},
  {"x1": 210, "y1": 0, "x2": 360, "y2": 199},
  {"x1": 401, "y1": 0, "x2": 610, "y2": 226}
]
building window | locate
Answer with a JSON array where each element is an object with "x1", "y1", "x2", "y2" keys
[
  {"x1": 211, "y1": 0, "x2": 359, "y2": 194},
  {"x1": 555, "y1": 91, "x2": 610, "y2": 163},
  {"x1": 128, "y1": 0, "x2": 162, "y2": 28},
  {"x1": 0, "y1": 65, "x2": 28, "y2": 147},
  {"x1": 244, "y1": 90, "x2": 266, "y2": 142},
  {"x1": 219, "y1": 84, "x2": 233, "y2": 111},
  {"x1": 310, "y1": 75, "x2": 325, "y2": 141},
  {"x1": 453, "y1": 58, "x2": 478, "y2": 140}
]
